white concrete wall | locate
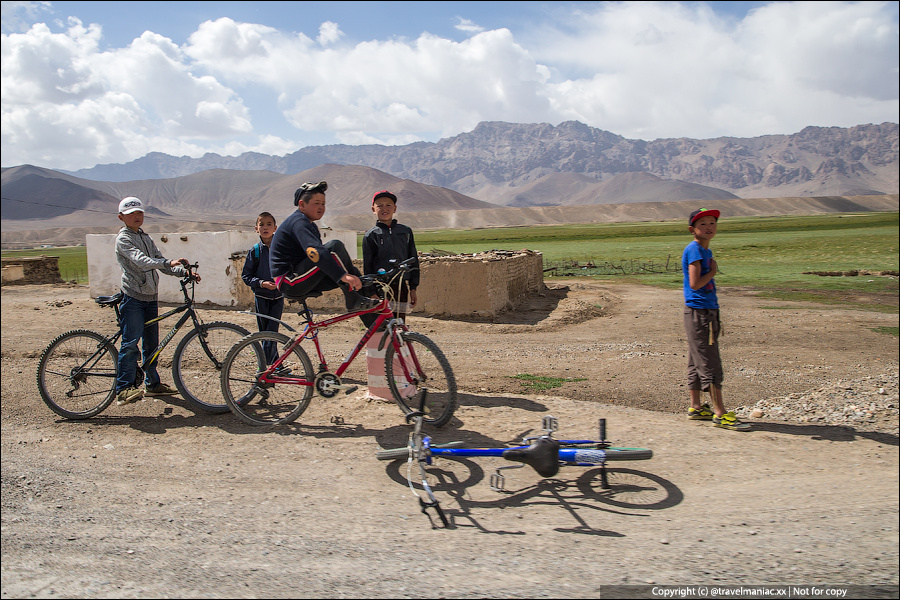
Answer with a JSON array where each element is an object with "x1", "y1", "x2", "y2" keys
[{"x1": 87, "y1": 228, "x2": 356, "y2": 307}]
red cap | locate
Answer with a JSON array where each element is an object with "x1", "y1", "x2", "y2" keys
[
  {"x1": 372, "y1": 190, "x2": 397, "y2": 205},
  {"x1": 689, "y1": 208, "x2": 720, "y2": 225}
]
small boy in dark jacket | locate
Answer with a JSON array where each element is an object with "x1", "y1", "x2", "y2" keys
[
  {"x1": 242, "y1": 212, "x2": 283, "y2": 367},
  {"x1": 362, "y1": 190, "x2": 419, "y2": 320}
]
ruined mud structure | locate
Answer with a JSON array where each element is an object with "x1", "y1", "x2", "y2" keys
[
  {"x1": 1, "y1": 256, "x2": 63, "y2": 285},
  {"x1": 260, "y1": 250, "x2": 546, "y2": 318}
]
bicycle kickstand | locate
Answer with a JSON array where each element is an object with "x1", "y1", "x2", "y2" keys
[{"x1": 419, "y1": 496, "x2": 449, "y2": 529}]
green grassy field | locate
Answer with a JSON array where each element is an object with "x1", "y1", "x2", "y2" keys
[
  {"x1": 409, "y1": 212, "x2": 899, "y2": 311},
  {"x1": 4, "y1": 212, "x2": 898, "y2": 310}
]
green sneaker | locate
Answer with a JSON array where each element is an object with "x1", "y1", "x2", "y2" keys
[
  {"x1": 713, "y1": 411, "x2": 751, "y2": 431},
  {"x1": 145, "y1": 382, "x2": 179, "y2": 396},
  {"x1": 688, "y1": 403, "x2": 714, "y2": 420},
  {"x1": 116, "y1": 386, "x2": 144, "y2": 406}
]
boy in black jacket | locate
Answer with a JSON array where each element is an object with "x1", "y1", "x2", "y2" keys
[
  {"x1": 362, "y1": 190, "x2": 419, "y2": 319},
  {"x1": 241, "y1": 212, "x2": 283, "y2": 367}
]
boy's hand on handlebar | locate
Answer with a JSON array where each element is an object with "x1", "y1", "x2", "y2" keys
[{"x1": 341, "y1": 273, "x2": 363, "y2": 292}]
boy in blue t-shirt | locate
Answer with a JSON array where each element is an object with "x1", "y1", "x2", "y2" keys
[
  {"x1": 682, "y1": 208, "x2": 749, "y2": 431},
  {"x1": 241, "y1": 212, "x2": 284, "y2": 367}
]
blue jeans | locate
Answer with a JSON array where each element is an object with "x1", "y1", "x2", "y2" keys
[{"x1": 116, "y1": 295, "x2": 161, "y2": 392}]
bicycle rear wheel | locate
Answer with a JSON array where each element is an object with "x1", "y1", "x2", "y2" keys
[
  {"x1": 385, "y1": 332, "x2": 457, "y2": 427},
  {"x1": 36, "y1": 329, "x2": 117, "y2": 419},
  {"x1": 172, "y1": 321, "x2": 251, "y2": 413},
  {"x1": 220, "y1": 332, "x2": 315, "y2": 426}
]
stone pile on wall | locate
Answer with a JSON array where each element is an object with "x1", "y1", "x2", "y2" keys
[{"x1": 1, "y1": 256, "x2": 63, "y2": 285}]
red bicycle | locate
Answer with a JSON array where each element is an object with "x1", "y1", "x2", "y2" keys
[{"x1": 219, "y1": 258, "x2": 457, "y2": 427}]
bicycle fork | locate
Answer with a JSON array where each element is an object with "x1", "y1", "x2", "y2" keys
[{"x1": 406, "y1": 414, "x2": 450, "y2": 528}]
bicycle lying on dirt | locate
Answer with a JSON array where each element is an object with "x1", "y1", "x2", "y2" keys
[
  {"x1": 220, "y1": 257, "x2": 458, "y2": 427},
  {"x1": 36, "y1": 263, "x2": 251, "y2": 419},
  {"x1": 377, "y1": 411, "x2": 653, "y2": 528}
]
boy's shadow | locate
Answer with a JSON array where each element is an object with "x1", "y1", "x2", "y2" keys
[{"x1": 749, "y1": 421, "x2": 898, "y2": 446}]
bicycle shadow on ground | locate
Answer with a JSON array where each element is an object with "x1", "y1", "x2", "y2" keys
[
  {"x1": 746, "y1": 421, "x2": 899, "y2": 446},
  {"x1": 72, "y1": 394, "x2": 391, "y2": 438},
  {"x1": 379, "y1": 458, "x2": 683, "y2": 534},
  {"x1": 455, "y1": 391, "x2": 549, "y2": 412},
  {"x1": 374, "y1": 419, "x2": 542, "y2": 450}
]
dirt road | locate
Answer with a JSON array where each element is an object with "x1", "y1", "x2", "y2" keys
[{"x1": 2, "y1": 280, "x2": 897, "y2": 598}]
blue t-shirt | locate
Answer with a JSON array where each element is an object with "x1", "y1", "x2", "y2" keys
[{"x1": 682, "y1": 240, "x2": 718, "y2": 309}]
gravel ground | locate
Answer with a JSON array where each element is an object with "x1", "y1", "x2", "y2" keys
[{"x1": 2, "y1": 280, "x2": 898, "y2": 598}]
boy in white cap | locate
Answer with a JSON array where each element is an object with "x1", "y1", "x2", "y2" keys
[{"x1": 114, "y1": 197, "x2": 198, "y2": 406}]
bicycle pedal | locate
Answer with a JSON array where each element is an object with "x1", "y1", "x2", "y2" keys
[
  {"x1": 343, "y1": 385, "x2": 359, "y2": 395},
  {"x1": 489, "y1": 472, "x2": 506, "y2": 492}
]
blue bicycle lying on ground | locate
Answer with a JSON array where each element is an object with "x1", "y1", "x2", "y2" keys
[{"x1": 377, "y1": 412, "x2": 653, "y2": 528}]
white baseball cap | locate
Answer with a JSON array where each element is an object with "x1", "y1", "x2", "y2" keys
[{"x1": 118, "y1": 196, "x2": 144, "y2": 214}]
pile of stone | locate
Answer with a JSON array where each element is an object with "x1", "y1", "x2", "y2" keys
[{"x1": 735, "y1": 368, "x2": 899, "y2": 435}]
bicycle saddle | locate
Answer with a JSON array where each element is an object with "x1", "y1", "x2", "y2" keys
[
  {"x1": 502, "y1": 436, "x2": 560, "y2": 478},
  {"x1": 95, "y1": 292, "x2": 124, "y2": 306}
]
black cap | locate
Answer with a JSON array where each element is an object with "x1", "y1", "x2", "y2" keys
[{"x1": 294, "y1": 181, "x2": 328, "y2": 206}]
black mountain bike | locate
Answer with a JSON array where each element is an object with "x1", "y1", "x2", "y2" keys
[{"x1": 36, "y1": 263, "x2": 250, "y2": 419}]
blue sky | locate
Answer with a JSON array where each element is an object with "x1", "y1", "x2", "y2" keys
[{"x1": 2, "y1": 1, "x2": 898, "y2": 171}]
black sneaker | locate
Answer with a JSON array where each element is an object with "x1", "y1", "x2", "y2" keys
[
  {"x1": 345, "y1": 293, "x2": 380, "y2": 312},
  {"x1": 272, "y1": 364, "x2": 292, "y2": 377}
]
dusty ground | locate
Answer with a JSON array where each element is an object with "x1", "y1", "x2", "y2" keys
[{"x1": 2, "y1": 279, "x2": 898, "y2": 598}]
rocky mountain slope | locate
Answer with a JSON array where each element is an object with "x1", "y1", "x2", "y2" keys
[{"x1": 63, "y1": 120, "x2": 899, "y2": 200}]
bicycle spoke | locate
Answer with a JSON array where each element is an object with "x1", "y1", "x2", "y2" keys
[
  {"x1": 36, "y1": 330, "x2": 117, "y2": 419},
  {"x1": 385, "y1": 332, "x2": 457, "y2": 427},
  {"x1": 221, "y1": 332, "x2": 315, "y2": 426}
]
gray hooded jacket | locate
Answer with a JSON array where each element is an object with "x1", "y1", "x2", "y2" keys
[{"x1": 115, "y1": 227, "x2": 187, "y2": 301}]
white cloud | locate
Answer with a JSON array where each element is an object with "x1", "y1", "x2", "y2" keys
[
  {"x1": 1, "y1": 1, "x2": 897, "y2": 170},
  {"x1": 2, "y1": 16, "x2": 255, "y2": 169},
  {"x1": 532, "y1": 0, "x2": 899, "y2": 139},
  {"x1": 454, "y1": 18, "x2": 484, "y2": 34},
  {"x1": 317, "y1": 21, "x2": 343, "y2": 46}
]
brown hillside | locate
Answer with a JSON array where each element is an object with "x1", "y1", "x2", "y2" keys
[{"x1": 4, "y1": 194, "x2": 894, "y2": 249}]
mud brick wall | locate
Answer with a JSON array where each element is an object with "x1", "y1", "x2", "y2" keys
[
  {"x1": 289, "y1": 250, "x2": 545, "y2": 318},
  {"x1": 0, "y1": 256, "x2": 63, "y2": 285}
]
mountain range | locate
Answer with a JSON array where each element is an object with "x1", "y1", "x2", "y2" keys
[
  {"x1": 61, "y1": 120, "x2": 899, "y2": 200},
  {"x1": 1, "y1": 120, "x2": 897, "y2": 247}
]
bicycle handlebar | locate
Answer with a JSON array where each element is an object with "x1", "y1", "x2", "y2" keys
[
  {"x1": 179, "y1": 262, "x2": 200, "y2": 283},
  {"x1": 361, "y1": 256, "x2": 418, "y2": 286}
]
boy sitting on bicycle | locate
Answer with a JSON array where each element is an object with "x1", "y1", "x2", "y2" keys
[
  {"x1": 269, "y1": 181, "x2": 377, "y2": 315},
  {"x1": 114, "y1": 196, "x2": 200, "y2": 406}
]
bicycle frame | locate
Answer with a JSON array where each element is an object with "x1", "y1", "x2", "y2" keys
[
  {"x1": 246, "y1": 262, "x2": 425, "y2": 393},
  {"x1": 107, "y1": 269, "x2": 210, "y2": 374},
  {"x1": 386, "y1": 414, "x2": 653, "y2": 527},
  {"x1": 258, "y1": 297, "x2": 413, "y2": 389}
]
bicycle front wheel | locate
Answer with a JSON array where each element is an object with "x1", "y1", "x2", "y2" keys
[
  {"x1": 172, "y1": 321, "x2": 251, "y2": 413},
  {"x1": 385, "y1": 332, "x2": 458, "y2": 427},
  {"x1": 36, "y1": 329, "x2": 117, "y2": 419},
  {"x1": 220, "y1": 332, "x2": 315, "y2": 426},
  {"x1": 602, "y1": 447, "x2": 653, "y2": 461}
]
